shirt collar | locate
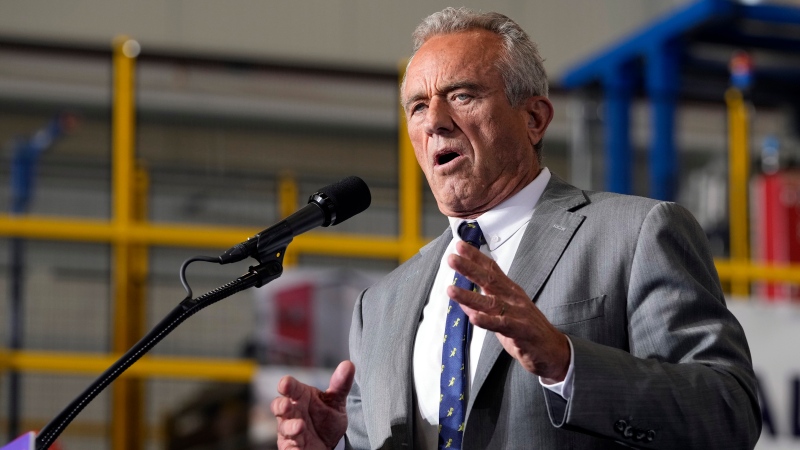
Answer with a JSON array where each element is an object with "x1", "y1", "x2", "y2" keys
[{"x1": 448, "y1": 167, "x2": 551, "y2": 251}]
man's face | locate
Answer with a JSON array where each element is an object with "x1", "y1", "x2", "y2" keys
[{"x1": 402, "y1": 29, "x2": 549, "y2": 219}]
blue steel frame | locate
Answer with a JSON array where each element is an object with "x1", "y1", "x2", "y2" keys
[{"x1": 560, "y1": 0, "x2": 800, "y2": 200}]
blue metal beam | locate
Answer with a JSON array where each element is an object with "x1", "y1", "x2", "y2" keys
[
  {"x1": 559, "y1": 0, "x2": 800, "y2": 198},
  {"x1": 696, "y1": 27, "x2": 800, "y2": 53},
  {"x1": 741, "y1": 3, "x2": 800, "y2": 25},
  {"x1": 602, "y1": 62, "x2": 638, "y2": 194},
  {"x1": 561, "y1": 0, "x2": 734, "y2": 88},
  {"x1": 646, "y1": 40, "x2": 682, "y2": 201}
]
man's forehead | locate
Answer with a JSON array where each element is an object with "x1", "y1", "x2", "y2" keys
[
  {"x1": 414, "y1": 31, "x2": 501, "y2": 66},
  {"x1": 403, "y1": 32, "x2": 502, "y2": 96}
]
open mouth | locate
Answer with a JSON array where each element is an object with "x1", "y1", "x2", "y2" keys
[{"x1": 436, "y1": 151, "x2": 461, "y2": 166}]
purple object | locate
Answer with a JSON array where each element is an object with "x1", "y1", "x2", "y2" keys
[{"x1": 1, "y1": 432, "x2": 34, "y2": 450}]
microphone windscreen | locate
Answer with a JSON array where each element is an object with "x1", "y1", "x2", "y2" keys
[{"x1": 316, "y1": 176, "x2": 371, "y2": 225}]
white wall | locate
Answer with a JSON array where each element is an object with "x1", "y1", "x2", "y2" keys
[{"x1": 0, "y1": 0, "x2": 690, "y2": 77}]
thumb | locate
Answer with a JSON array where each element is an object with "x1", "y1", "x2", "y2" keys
[{"x1": 323, "y1": 360, "x2": 356, "y2": 404}]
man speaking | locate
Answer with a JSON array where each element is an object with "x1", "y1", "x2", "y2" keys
[{"x1": 271, "y1": 7, "x2": 761, "y2": 449}]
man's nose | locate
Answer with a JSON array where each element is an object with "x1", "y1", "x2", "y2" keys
[{"x1": 424, "y1": 97, "x2": 454, "y2": 135}]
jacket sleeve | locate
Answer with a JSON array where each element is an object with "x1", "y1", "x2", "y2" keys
[
  {"x1": 345, "y1": 289, "x2": 370, "y2": 450},
  {"x1": 543, "y1": 201, "x2": 761, "y2": 449}
]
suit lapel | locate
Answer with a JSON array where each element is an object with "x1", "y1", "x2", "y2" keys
[
  {"x1": 467, "y1": 175, "x2": 588, "y2": 415},
  {"x1": 384, "y1": 228, "x2": 452, "y2": 445}
]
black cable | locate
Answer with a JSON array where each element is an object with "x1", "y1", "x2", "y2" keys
[{"x1": 180, "y1": 255, "x2": 221, "y2": 300}]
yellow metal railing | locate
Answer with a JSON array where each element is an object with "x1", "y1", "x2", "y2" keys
[
  {"x1": 0, "y1": 216, "x2": 407, "y2": 257},
  {"x1": 1, "y1": 36, "x2": 797, "y2": 447},
  {"x1": 398, "y1": 62, "x2": 427, "y2": 261},
  {"x1": 715, "y1": 260, "x2": 800, "y2": 284},
  {"x1": 0, "y1": 350, "x2": 255, "y2": 383},
  {"x1": 0, "y1": 39, "x2": 426, "y2": 447},
  {"x1": 110, "y1": 36, "x2": 146, "y2": 450},
  {"x1": 725, "y1": 87, "x2": 750, "y2": 297}
]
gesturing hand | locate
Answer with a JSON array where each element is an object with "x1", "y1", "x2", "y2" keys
[
  {"x1": 271, "y1": 360, "x2": 355, "y2": 450},
  {"x1": 447, "y1": 240, "x2": 570, "y2": 383}
]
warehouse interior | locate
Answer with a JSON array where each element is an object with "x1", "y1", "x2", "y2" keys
[{"x1": 1, "y1": 0, "x2": 800, "y2": 448}]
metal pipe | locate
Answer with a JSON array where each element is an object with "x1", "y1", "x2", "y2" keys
[{"x1": 725, "y1": 88, "x2": 750, "y2": 297}]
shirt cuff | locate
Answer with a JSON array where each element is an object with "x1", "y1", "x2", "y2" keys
[{"x1": 538, "y1": 336, "x2": 575, "y2": 400}]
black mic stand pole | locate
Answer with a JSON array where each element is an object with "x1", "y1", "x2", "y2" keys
[{"x1": 34, "y1": 248, "x2": 287, "y2": 450}]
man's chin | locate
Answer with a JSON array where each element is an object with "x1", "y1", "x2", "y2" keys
[{"x1": 434, "y1": 191, "x2": 486, "y2": 219}]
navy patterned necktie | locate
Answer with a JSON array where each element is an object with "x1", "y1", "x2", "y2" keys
[{"x1": 439, "y1": 221, "x2": 484, "y2": 450}]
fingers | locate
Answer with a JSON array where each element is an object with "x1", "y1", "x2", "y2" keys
[
  {"x1": 270, "y1": 382, "x2": 316, "y2": 444},
  {"x1": 446, "y1": 283, "x2": 500, "y2": 316},
  {"x1": 276, "y1": 418, "x2": 309, "y2": 450},
  {"x1": 272, "y1": 376, "x2": 315, "y2": 422},
  {"x1": 271, "y1": 398, "x2": 307, "y2": 448},
  {"x1": 449, "y1": 241, "x2": 523, "y2": 302},
  {"x1": 271, "y1": 395, "x2": 291, "y2": 417},
  {"x1": 448, "y1": 241, "x2": 501, "y2": 289},
  {"x1": 271, "y1": 394, "x2": 308, "y2": 430},
  {"x1": 447, "y1": 242, "x2": 571, "y2": 380},
  {"x1": 277, "y1": 375, "x2": 309, "y2": 401},
  {"x1": 278, "y1": 360, "x2": 354, "y2": 403},
  {"x1": 272, "y1": 363, "x2": 353, "y2": 449},
  {"x1": 447, "y1": 241, "x2": 514, "y2": 312},
  {"x1": 277, "y1": 417, "x2": 306, "y2": 437},
  {"x1": 272, "y1": 361, "x2": 355, "y2": 421}
]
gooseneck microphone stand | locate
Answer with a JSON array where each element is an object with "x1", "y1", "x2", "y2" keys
[
  {"x1": 31, "y1": 175, "x2": 371, "y2": 450},
  {"x1": 34, "y1": 246, "x2": 287, "y2": 450}
]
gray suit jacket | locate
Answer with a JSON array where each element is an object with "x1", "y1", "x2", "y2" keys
[{"x1": 345, "y1": 175, "x2": 760, "y2": 449}]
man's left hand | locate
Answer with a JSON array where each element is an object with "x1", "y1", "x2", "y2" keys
[{"x1": 447, "y1": 240, "x2": 570, "y2": 383}]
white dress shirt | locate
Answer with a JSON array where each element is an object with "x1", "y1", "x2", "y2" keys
[{"x1": 411, "y1": 168, "x2": 575, "y2": 449}]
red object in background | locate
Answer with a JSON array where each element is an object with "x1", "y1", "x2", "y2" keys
[
  {"x1": 729, "y1": 50, "x2": 753, "y2": 76},
  {"x1": 729, "y1": 50, "x2": 753, "y2": 90},
  {"x1": 274, "y1": 283, "x2": 314, "y2": 365},
  {"x1": 752, "y1": 171, "x2": 800, "y2": 301}
]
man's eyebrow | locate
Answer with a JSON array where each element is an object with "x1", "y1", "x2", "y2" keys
[
  {"x1": 403, "y1": 82, "x2": 487, "y2": 110},
  {"x1": 440, "y1": 81, "x2": 485, "y2": 94},
  {"x1": 403, "y1": 93, "x2": 427, "y2": 111}
]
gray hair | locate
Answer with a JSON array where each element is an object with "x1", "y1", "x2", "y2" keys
[
  {"x1": 405, "y1": 7, "x2": 549, "y2": 152},
  {"x1": 410, "y1": 7, "x2": 548, "y2": 104}
]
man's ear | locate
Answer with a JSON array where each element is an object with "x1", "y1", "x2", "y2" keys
[{"x1": 524, "y1": 96, "x2": 554, "y2": 146}]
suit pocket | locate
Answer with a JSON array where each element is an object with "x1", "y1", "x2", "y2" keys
[{"x1": 541, "y1": 295, "x2": 606, "y2": 326}]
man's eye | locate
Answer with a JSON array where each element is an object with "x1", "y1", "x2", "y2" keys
[
  {"x1": 411, "y1": 103, "x2": 427, "y2": 114},
  {"x1": 454, "y1": 93, "x2": 471, "y2": 101}
]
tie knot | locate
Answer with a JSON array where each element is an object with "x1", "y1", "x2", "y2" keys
[{"x1": 457, "y1": 221, "x2": 484, "y2": 249}]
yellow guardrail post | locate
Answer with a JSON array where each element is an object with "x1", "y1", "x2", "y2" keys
[
  {"x1": 110, "y1": 35, "x2": 145, "y2": 450},
  {"x1": 725, "y1": 87, "x2": 750, "y2": 298},
  {"x1": 279, "y1": 172, "x2": 300, "y2": 266},
  {"x1": 0, "y1": 50, "x2": 439, "y2": 447},
  {"x1": 398, "y1": 62, "x2": 425, "y2": 262},
  {"x1": 1, "y1": 351, "x2": 256, "y2": 382}
]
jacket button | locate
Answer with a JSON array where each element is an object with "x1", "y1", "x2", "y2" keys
[
  {"x1": 646, "y1": 430, "x2": 656, "y2": 442},
  {"x1": 614, "y1": 420, "x2": 627, "y2": 433},
  {"x1": 623, "y1": 426, "x2": 634, "y2": 438}
]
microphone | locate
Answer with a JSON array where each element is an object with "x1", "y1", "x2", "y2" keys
[{"x1": 218, "y1": 176, "x2": 371, "y2": 264}]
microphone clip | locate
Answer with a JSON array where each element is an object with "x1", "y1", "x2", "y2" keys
[{"x1": 247, "y1": 248, "x2": 285, "y2": 289}]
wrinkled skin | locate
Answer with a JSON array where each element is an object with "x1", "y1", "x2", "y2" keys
[
  {"x1": 270, "y1": 361, "x2": 355, "y2": 450},
  {"x1": 269, "y1": 29, "x2": 569, "y2": 449},
  {"x1": 402, "y1": 30, "x2": 568, "y2": 383},
  {"x1": 401, "y1": 30, "x2": 549, "y2": 219}
]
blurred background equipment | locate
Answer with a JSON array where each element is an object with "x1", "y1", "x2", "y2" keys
[
  {"x1": 254, "y1": 268, "x2": 384, "y2": 368},
  {"x1": 0, "y1": 0, "x2": 799, "y2": 449},
  {"x1": 5, "y1": 111, "x2": 79, "y2": 450}
]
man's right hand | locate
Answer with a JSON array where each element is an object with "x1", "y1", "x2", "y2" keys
[{"x1": 271, "y1": 360, "x2": 355, "y2": 450}]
